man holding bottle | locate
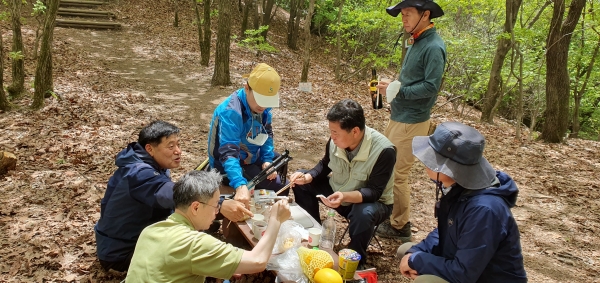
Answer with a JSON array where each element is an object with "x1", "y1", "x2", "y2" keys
[
  {"x1": 376, "y1": 0, "x2": 447, "y2": 241},
  {"x1": 290, "y1": 99, "x2": 395, "y2": 268}
]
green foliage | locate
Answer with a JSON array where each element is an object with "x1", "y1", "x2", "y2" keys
[
  {"x1": 239, "y1": 26, "x2": 279, "y2": 54},
  {"x1": 32, "y1": 0, "x2": 46, "y2": 16},
  {"x1": 0, "y1": 11, "x2": 7, "y2": 21},
  {"x1": 9, "y1": 51, "x2": 24, "y2": 60}
]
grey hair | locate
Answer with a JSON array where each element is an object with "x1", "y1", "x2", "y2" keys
[{"x1": 173, "y1": 170, "x2": 223, "y2": 210}]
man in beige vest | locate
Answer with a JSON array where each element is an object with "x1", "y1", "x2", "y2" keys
[{"x1": 290, "y1": 99, "x2": 395, "y2": 267}]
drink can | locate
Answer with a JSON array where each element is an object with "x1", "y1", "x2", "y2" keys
[{"x1": 338, "y1": 248, "x2": 361, "y2": 279}]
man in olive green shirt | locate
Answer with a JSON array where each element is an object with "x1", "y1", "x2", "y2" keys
[{"x1": 126, "y1": 170, "x2": 291, "y2": 282}]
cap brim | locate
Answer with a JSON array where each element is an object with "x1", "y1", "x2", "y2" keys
[
  {"x1": 253, "y1": 91, "x2": 280, "y2": 108},
  {"x1": 412, "y1": 136, "x2": 496, "y2": 190}
]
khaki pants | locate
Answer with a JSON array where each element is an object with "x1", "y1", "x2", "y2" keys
[
  {"x1": 397, "y1": 242, "x2": 449, "y2": 283},
  {"x1": 384, "y1": 119, "x2": 430, "y2": 230}
]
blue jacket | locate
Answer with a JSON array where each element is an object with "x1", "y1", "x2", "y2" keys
[
  {"x1": 207, "y1": 88, "x2": 275, "y2": 189},
  {"x1": 407, "y1": 171, "x2": 527, "y2": 283},
  {"x1": 94, "y1": 142, "x2": 175, "y2": 262}
]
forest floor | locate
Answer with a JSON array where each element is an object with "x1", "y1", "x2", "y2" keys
[{"x1": 1, "y1": 1, "x2": 599, "y2": 282}]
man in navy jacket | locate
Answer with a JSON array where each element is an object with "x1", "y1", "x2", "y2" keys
[
  {"x1": 94, "y1": 120, "x2": 182, "y2": 272},
  {"x1": 397, "y1": 122, "x2": 527, "y2": 283}
]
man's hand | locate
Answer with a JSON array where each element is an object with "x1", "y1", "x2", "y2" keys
[
  {"x1": 289, "y1": 172, "x2": 312, "y2": 188},
  {"x1": 220, "y1": 199, "x2": 253, "y2": 222},
  {"x1": 270, "y1": 199, "x2": 291, "y2": 223},
  {"x1": 324, "y1": 191, "x2": 343, "y2": 208},
  {"x1": 400, "y1": 254, "x2": 418, "y2": 279},
  {"x1": 262, "y1": 162, "x2": 278, "y2": 180},
  {"x1": 376, "y1": 80, "x2": 389, "y2": 96},
  {"x1": 234, "y1": 185, "x2": 251, "y2": 209}
]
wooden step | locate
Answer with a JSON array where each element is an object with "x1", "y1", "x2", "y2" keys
[
  {"x1": 58, "y1": 8, "x2": 115, "y2": 18},
  {"x1": 55, "y1": 19, "x2": 121, "y2": 29},
  {"x1": 59, "y1": 0, "x2": 106, "y2": 8}
]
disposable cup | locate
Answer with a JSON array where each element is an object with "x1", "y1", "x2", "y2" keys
[
  {"x1": 253, "y1": 220, "x2": 267, "y2": 240},
  {"x1": 307, "y1": 228, "x2": 322, "y2": 247},
  {"x1": 338, "y1": 248, "x2": 361, "y2": 279}
]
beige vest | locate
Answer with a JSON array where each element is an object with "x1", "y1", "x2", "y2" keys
[{"x1": 328, "y1": 127, "x2": 395, "y2": 205}]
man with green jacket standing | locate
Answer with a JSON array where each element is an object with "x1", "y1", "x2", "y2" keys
[{"x1": 376, "y1": 0, "x2": 446, "y2": 240}]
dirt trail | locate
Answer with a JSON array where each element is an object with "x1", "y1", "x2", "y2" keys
[{"x1": 1, "y1": 1, "x2": 599, "y2": 282}]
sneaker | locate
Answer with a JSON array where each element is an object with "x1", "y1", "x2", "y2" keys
[{"x1": 376, "y1": 221, "x2": 412, "y2": 242}]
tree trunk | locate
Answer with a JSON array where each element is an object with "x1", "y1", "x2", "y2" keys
[
  {"x1": 515, "y1": 42, "x2": 524, "y2": 140},
  {"x1": 480, "y1": 0, "x2": 522, "y2": 123},
  {"x1": 0, "y1": 33, "x2": 9, "y2": 111},
  {"x1": 541, "y1": 0, "x2": 586, "y2": 142},
  {"x1": 201, "y1": 0, "x2": 211, "y2": 66},
  {"x1": 253, "y1": 0, "x2": 259, "y2": 30},
  {"x1": 286, "y1": 0, "x2": 298, "y2": 49},
  {"x1": 211, "y1": 0, "x2": 231, "y2": 86},
  {"x1": 300, "y1": 0, "x2": 315, "y2": 82},
  {"x1": 7, "y1": 0, "x2": 25, "y2": 98},
  {"x1": 571, "y1": 36, "x2": 600, "y2": 138},
  {"x1": 260, "y1": 0, "x2": 275, "y2": 38},
  {"x1": 334, "y1": 0, "x2": 345, "y2": 80},
  {"x1": 241, "y1": 0, "x2": 252, "y2": 38},
  {"x1": 173, "y1": 0, "x2": 179, "y2": 27},
  {"x1": 193, "y1": 0, "x2": 203, "y2": 55},
  {"x1": 31, "y1": 0, "x2": 59, "y2": 110}
]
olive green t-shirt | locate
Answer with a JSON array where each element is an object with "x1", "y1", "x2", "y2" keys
[{"x1": 125, "y1": 213, "x2": 244, "y2": 283}]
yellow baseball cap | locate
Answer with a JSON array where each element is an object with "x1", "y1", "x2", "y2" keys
[{"x1": 244, "y1": 63, "x2": 280, "y2": 108}]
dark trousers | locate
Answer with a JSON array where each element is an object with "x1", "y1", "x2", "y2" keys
[
  {"x1": 241, "y1": 158, "x2": 288, "y2": 195},
  {"x1": 99, "y1": 253, "x2": 133, "y2": 272},
  {"x1": 292, "y1": 177, "x2": 392, "y2": 264},
  {"x1": 221, "y1": 152, "x2": 289, "y2": 196}
]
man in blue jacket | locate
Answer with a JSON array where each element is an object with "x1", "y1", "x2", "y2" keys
[
  {"x1": 208, "y1": 63, "x2": 287, "y2": 208},
  {"x1": 94, "y1": 120, "x2": 182, "y2": 272},
  {"x1": 95, "y1": 120, "x2": 256, "y2": 272},
  {"x1": 396, "y1": 122, "x2": 527, "y2": 283}
]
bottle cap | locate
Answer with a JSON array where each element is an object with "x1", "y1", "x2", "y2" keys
[{"x1": 312, "y1": 247, "x2": 319, "y2": 250}]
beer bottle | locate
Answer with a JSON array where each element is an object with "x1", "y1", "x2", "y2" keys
[{"x1": 370, "y1": 69, "x2": 382, "y2": 109}]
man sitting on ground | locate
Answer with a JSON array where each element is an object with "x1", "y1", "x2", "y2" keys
[
  {"x1": 397, "y1": 122, "x2": 527, "y2": 283},
  {"x1": 95, "y1": 120, "x2": 250, "y2": 272},
  {"x1": 290, "y1": 99, "x2": 396, "y2": 268},
  {"x1": 125, "y1": 170, "x2": 291, "y2": 282}
]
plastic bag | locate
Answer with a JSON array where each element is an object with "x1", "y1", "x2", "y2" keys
[
  {"x1": 272, "y1": 220, "x2": 305, "y2": 254},
  {"x1": 268, "y1": 247, "x2": 308, "y2": 283}
]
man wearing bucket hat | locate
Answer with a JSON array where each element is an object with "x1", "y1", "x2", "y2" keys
[
  {"x1": 208, "y1": 63, "x2": 288, "y2": 210},
  {"x1": 375, "y1": 0, "x2": 447, "y2": 241},
  {"x1": 396, "y1": 122, "x2": 527, "y2": 283}
]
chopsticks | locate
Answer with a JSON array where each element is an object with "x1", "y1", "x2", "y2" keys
[{"x1": 275, "y1": 174, "x2": 305, "y2": 195}]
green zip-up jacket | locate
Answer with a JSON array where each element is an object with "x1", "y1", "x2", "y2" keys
[{"x1": 391, "y1": 27, "x2": 446, "y2": 124}]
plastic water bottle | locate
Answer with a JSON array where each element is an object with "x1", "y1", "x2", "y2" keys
[{"x1": 319, "y1": 209, "x2": 336, "y2": 249}]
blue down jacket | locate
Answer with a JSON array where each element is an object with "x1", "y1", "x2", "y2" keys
[
  {"x1": 407, "y1": 171, "x2": 527, "y2": 283},
  {"x1": 207, "y1": 88, "x2": 275, "y2": 189},
  {"x1": 94, "y1": 142, "x2": 174, "y2": 262}
]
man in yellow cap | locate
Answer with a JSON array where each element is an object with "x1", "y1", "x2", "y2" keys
[{"x1": 208, "y1": 63, "x2": 287, "y2": 211}]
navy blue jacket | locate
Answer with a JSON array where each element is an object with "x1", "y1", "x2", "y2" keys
[
  {"x1": 407, "y1": 171, "x2": 527, "y2": 283},
  {"x1": 94, "y1": 142, "x2": 175, "y2": 262}
]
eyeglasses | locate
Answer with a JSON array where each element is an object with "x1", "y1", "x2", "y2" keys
[{"x1": 199, "y1": 201, "x2": 221, "y2": 214}]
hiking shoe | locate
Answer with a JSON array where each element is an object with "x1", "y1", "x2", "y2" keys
[{"x1": 376, "y1": 221, "x2": 412, "y2": 242}]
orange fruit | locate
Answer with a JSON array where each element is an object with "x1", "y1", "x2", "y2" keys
[{"x1": 314, "y1": 268, "x2": 343, "y2": 283}]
